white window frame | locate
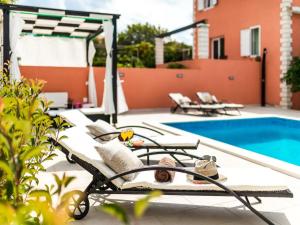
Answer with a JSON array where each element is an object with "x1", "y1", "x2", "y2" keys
[
  {"x1": 211, "y1": 37, "x2": 221, "y2": 59},
  {"x1": 249, "y1": 25, "x2": 261, "y2": 57},
  {"x1": 199, "y1": 0, "x2": 217, "y2": 11}
]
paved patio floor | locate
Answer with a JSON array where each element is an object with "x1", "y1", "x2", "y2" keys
[{"x1": 42, "y1": 106, "x2": 300, "y2": 225}]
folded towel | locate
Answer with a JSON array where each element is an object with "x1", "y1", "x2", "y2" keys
[{"x1": 154, "y1": 157, "x2": 176, "y2": 183}]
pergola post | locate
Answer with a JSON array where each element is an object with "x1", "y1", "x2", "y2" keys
[
  {"x1": 112, "y1": 16, "x2": 118, "y2": 124},
  {"x1": 155, "y1": 38, "x2": 164, "y2": 66},
  {"x1": 2, "y1": 6, "x2": 10, "y2": 73}
]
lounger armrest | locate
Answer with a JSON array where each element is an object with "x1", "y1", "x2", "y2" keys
[
  {"x1": 137, "y1": 151, "x2": 204, "y2": 162},
  {"x1": 117, "y1": 125, "x2": 164, "y2": 135}
]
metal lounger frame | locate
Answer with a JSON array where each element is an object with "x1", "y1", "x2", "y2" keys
[{"x1": 168, "y1": 95, "x2": 218, "y2": 116}]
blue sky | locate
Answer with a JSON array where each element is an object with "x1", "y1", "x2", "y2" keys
[{"x1": 18, "y1": 0, "x2": 193, "y2": 44}]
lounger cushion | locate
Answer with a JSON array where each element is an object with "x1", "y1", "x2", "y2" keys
[
  {"x1": 169, "y1": 93, "x2": 184, "y2": 105},
  {"x1": 223, "y1": 103, "x2": 244, "y2": 109},
  {"x1": 59, "y1": 127, "x2": 125, "y2": 188},
  {"x1": 86, "y1": 120, "x2": 118, "y2": 141},
  {"x1": 95, "y1": 139, "x2": 144, "y2": 181},
  {"x1": 122, "y1": 167, "x2": 289, "y2": 192},
  {"x1": 141, "y1": 135, "x2": 200, "y2": 148},
  {"x1": 80, "y1": 107, "x2": 105, "y2": 115},
  {"x1": 59, "y1": 110, "x2": 93, "y2": 127},
  {"x1": 199, "y1": 104, "x2": 224, "y2": 109},
  {"x1": 198, "y1": 92, "x2": 214, "y2": 104}
]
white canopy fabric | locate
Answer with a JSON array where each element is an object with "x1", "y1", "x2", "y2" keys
[
  {"x1": 18, "y1": 36, "x2": 87, "y2": 67},
  {"x1": 117, "y1": 74, "x2": 128, "y2": 114},
  {"x1": 88, "y1": 42, "x2": 98, "y2": 106},
  {"x1": 9, "y1": 13, "x2": 25, "y2": 81},
  {"x1": 102, "y1": 21, "x2": 115, "y2": 115},
  {"x1": 102, "y1": 21, "x2": 128, "y2": 115}
]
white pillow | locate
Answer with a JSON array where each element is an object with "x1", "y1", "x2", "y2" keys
[
  {"x1": 95, "y1": 139, "x2": 144, "y2": 181},
  {"x1": 86, "y1": 120, "x2": 117, "y2": 141}
]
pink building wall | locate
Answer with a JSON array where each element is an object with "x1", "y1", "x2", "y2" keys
[
  {"x1": 20, "y1": 60, "x2": 260, "y2": 109},
  {"x1": 193, "y1": 0, "x2": 282, "y2": 106}
]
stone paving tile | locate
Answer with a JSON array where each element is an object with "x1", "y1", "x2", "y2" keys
[
  {"x1": 226, "y1": 207, "x2": 293, "y2": 225},
  {"x1": 155, "y1": 205, "x2": 240, "y2": 225}
]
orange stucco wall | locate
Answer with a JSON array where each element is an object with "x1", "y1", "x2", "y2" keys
[
  {"x1": 291, "y1": 12, "x2": 300, "y2": 109},
  {"x1": 20, "y1": 61, "x2": 260, "y2": 109},
  {"x1": 194, "y1": 0, "x2": 281, "y2": 106}
]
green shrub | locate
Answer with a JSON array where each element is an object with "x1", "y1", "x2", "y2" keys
[
  {"x1": 167, "y1": 63, "x2": 186, "y2": 69},
  {"x1": 283, "y1": 57, "x2": 300, "y2": 92},
  {"x1": 0, "y1": 73, "x2": 73, "y2": 224}
]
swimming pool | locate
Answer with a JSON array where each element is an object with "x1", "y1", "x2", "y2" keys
[{"x1": 165, "y1": 117, "x2": 300, "y2": 167}]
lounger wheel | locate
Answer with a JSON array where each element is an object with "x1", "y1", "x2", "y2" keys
[
  {"x1": 66, "y1": 154, "x2": 76, "y2": 164},
  {"x1": 66, "y1": 190, "x2": 90, "y2": 220},
  {"x1": 170, "y1": 107, "x2": 176, "y2": 113}
]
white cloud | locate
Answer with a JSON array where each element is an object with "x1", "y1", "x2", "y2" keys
[{"x1": 18, "y1": 0, "x2": 193, "y2": 44}]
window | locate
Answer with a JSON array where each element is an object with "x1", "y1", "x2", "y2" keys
[
  {"x1": 205, "y1": 0, "x2": 213, "y2": 8},
  {"x1": 240, "y1": 26, "x2": 260, "y2": 57},
  {"x1": 198, "y1": 0, "x2": 218, "y2": 11},
  {"x1": 251, "y1": 27, "x2": 260, "y2": 56},
  {"x1": 212, "y1": 37, "x2": 225, "y2": 59}
]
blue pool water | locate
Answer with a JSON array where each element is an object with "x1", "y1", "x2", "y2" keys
[{"x1": 165, "y1": 117, "x2": 300, "y2": 166}]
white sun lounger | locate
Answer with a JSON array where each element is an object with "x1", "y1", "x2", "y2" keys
[
  {"x1": 197, "y1": 92, "x2": 244, "y2": 115},
  {"x1": 57, "y1": 127, "x2": 293, "y2": 224},
  {"x1": 169, "y1": 93, "x2": 224, "y2": 116}
]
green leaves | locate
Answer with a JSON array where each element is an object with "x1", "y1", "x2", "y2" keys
[
  {"x1": 134, "y1": 191, "x2": 162, "y2": 219},
  {"x1": 283, "y1": 57, "x2": 300, "y2": 93},
  {"x1": 53, "y1": 173, "x2": 76, "y2": 196},
  {"x1": 0, "y1": 76, "x2": 74, "y2": 224},
  {"x1": 0, "y1": 161, "x2": 14, "y2": 181}
]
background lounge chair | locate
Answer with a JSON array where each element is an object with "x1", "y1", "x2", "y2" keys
[
  {"x1": 197, "y1": 92, "x2": 244, "y2": 115},
  {"x1": 57, "y1": 127, "x2": 293, "y2": 224},
  {"x1": 211, "y1": 95, "x2": 244, "y2": 115},
  {"x1": 169, "y1": 93, "x2": 224, "y2": 116}
]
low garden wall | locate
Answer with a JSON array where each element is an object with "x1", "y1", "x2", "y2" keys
[{"x1": 21, "y1": 59, "x2": 261, "y2": 109}]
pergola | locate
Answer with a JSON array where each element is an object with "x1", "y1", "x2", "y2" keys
[
  {"x1": 0, "y1": 3, "x2": 121, "y2": 123},
  {"x1": 155, "y1": 19, "x2": 206, "y2": 66}
]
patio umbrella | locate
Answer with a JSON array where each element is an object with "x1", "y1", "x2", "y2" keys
[
  {"x1": 88, "y1": 41, "x2": 98, "y2": 106},
  {"x1": 9, "y1": 13, "x2": 25, "y2": 81},
  {"x1": 102, "y1": 20, "x2": 115, "y2": 115}
]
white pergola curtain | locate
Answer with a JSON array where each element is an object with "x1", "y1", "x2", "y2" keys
[
  {"x1": 102, "y1": 21, "x2": 128, "y2": 115},
  {"x1": 117, "y1": 73, "x2": 128, "y2": 114},
  {"x1": 102, "y1": 21, "x2": 115, "y2": 115},
  {"x1": 88, "y1": 42, "x2": 98, "y2": 106},
  {"x1": 9, "y1": 13, "x2": 25, "y2": 81}
]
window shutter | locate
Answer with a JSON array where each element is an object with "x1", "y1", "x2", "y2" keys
[
  {"x1": 198, "y1": 0, "x2": 205, "y2": 11},
  {"x1": 198, "y1": 25, "x2": 209, "y2": 59},
  {"x1": 240, "y1": 29, "x2": 250, "y2": 57},
  {"x1": 212, "y1": 0, "x2": 218, "y2": 6}
]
